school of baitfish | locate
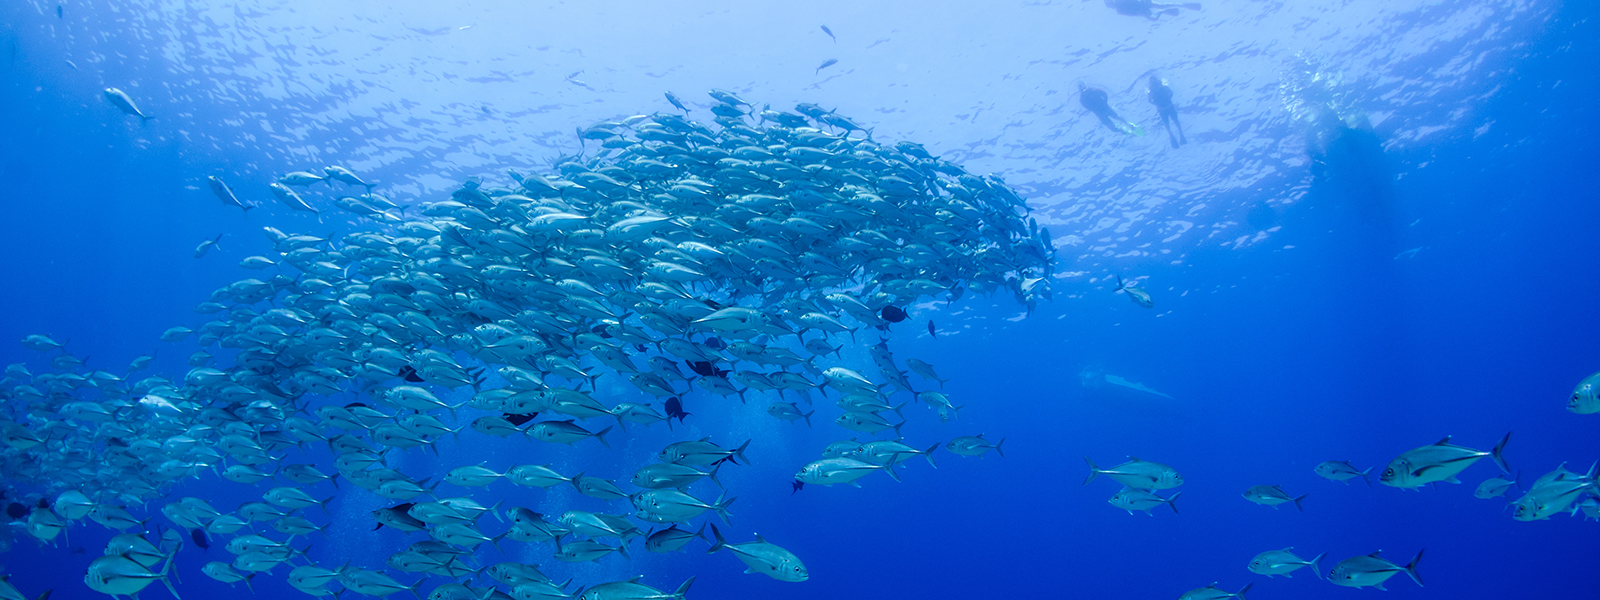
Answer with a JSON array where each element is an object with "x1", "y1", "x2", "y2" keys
[{"x1": 0, "y1": 87, "x2": 1595, "y2": 600}]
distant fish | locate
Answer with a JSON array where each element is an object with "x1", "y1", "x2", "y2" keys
[
  {"x1": 1314, "y1": 460, "x2": 1372, "y2": 486},
  {"x1": 880, "y1": 306, "x2": 908, "y2": 323},
  {"x1": 189, "y1": 528, "x2": 209, "y2": 550},
  {"x1": 927, "y1": 320, "x2": 937, "y2": 339},
  {"x1": 820, "y1": 25, "x2": 835, "y2": 42},
  {"x1": 664, "y1": 91, "x2": 689, "y2": 113},
  {"x1": 193, "y1": 234, "x2": 222, "y2": 259},
  {"x1": 1243, "y1": 484, "x2": 1307, "y2": 511},
  {"x1": 206, "y1": 176, "x2": 254, "y2": 214},
  {"x1": 1177, "y1": 582, "x2": 1251, "y2": 600},
  {"x1": 1248, "y1": 547, "x2": 1325, "y2": 579},
  {"x1": 815, "y1": 59, "x2": 838, "y2": 74},
  {"x1": 1474, "y1": 472, "x2": 1518, "y2": 499},
  {"x1": 103, "y1": 88, "x2": 152, "y2": 124},
  {"x1": 1115, "y1": 275, "x2": 1153, "y2": 308}
]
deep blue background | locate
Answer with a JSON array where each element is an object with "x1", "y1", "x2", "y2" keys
[{"x1": 0, "y1": 2, "x2": 1596, "y2": 599}]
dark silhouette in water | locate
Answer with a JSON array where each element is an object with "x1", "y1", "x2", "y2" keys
[
  {"x1": 1079, "y1": 82, "x2": 1137, "y2": 135},
  {"x1": 1147, "y1": 75, "x2": 1188, "y2": 148},
  {"x1": 664, "y1": 397, "x2": 691, "y2": 424},
  {"x1": 190, "y1": 528, "x2": 209, "y2": 550},
  {"x1": 504, "y1": 413, "x2": 537, "y2": 426},
  {"x1": 880, "y1": 306, "x2": 908, "y2": 323},
  {"x1": 928, "y1": 320, "x2": 938, "y2": 339},
  {"x1": 1105, "y1": 0, "x2": 1202, "y2": 19},
  {"x1": 5, "y1": 503, "x2": 26, "y2": 519}
]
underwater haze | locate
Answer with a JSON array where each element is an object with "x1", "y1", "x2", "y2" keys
[{"x1": 1, "y1": 0, "x2": 1597, "y2": 599}]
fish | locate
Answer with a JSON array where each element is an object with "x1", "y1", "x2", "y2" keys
[
  {"x1": 206, "y1": 176, "x2": 254, "y2": 213},
  {"x1": 1569, "y1": 371, "x2": 1600, "y2": 414},
  {"x1": 0, "y1": 92, "x2": 1062, "y2": 600},
  {"x1": 102, "y1": 88, "x2": 152, "y2": 123},
  {"x1": 946, "y1": 434, "x2": 1005, "y2": 458},
  {"x1": 1115, "y1": 275, "x2": 1153, "y2": 308},
  {"x1": 816, "y1": 59, "x2": 838, "y2": 74},
  {"x1": 1108, "y1": 487, "x2": 1180, "y2": 515},
  {"x1": 1328, "y1": 550, "x2": 1425, "y2": 591},
  {"x1": 1314, "y1": 460, "x2": 1372, "y2": 486},
  {"x1": 1177, "y1": 583, "x2": 1251, "y2": 600},
  {"x1": 880, "y1": 305, "x2": 908, "y2": 323},
  {"x1": 1084, "y1": 456, "x2": 1184, "y2": 490},
  {"x1": 1379, "y1": 433, "x2": 1511, "y2": 489},
  {"x1": 1511, "y1": 462, "x2": 1597, "y2": 521},
  {"x1": 1474, "y1": 472, "x2": 1519, "y2": 499},
  {"x1": 928, "y1": 320, "x2": 937, "y2": 338},
  {"x1": 820, "y1": 25, "x2": 835, "y2": 42},
  {"x1": 578, "y1": 577, "x2": 694, "y2": 600},
  {"x1": 706, "y1": 524, "x2": 808, "y2": 582},
  {"x1": 193, "y1": 233, "x2": 223, "y2": 258},
  {"x1": 1242, "y1": 485, "x2": 1307, "y2": 511},
  {"x1": 1247, "y1": 547, "x2": 1325, "y2": 579}
]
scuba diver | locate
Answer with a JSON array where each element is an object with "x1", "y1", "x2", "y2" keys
[
  {"x1": 1104, "y1": 0, "x2": 1203, "y2": 20},
  {"x1": 1078, "y1": 82, "x2": 1141, "y2": 136},
  {"x1": 1147, "y1": 75, "x2": 1188, "y2": 148}
]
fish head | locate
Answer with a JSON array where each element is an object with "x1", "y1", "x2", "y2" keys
[{"x1": 1379, "y1": 458, "x2": 1411, "y2": 486}]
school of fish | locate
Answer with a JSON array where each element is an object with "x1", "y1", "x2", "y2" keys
[
  {"x1": 1, "y1": 89, "x2": 1049, "y2": 600},
  {"x1": 0, "y1": 83, "x2": 1595, "y2": 600}
]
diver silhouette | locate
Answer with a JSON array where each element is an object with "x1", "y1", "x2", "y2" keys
[
  {"x1": 1147, "y1": 75, "x2": 1187, "y2": 148},
  {"x1": 1079, "y1": 82, "x2": 1138, "y2": 136},
  {"x1": 1104, "y1": 0, "x2": 1202, "y2": 20}
]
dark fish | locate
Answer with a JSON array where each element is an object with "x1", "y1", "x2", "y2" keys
[
  {"x1": 106, "y1": 437, "x2": 129, "y2": 448},
  {"x1": 687, "y1": 361, "x2": 716, "y2": 377},
  {"x1": 792, "y1": 480, "x2": 805, "y2": 494},
  {"x1": 820, "y1": 25, "x2": 836, "y2": 42},
  {"x1": 703, "y1": 337, "x2": 726, "y2": 350},
  {"x1": 36, "y1": 498, "x2": 50, "y2": 509},
  {"x1": 928, "y1": 320, "x2": 937, "y2": 339},
  {"x1": 57, "y1": 5, "x2": 63, "y2": 18},
  {"x1": 816, "y1": 59, "x2": 838, "y2": 75},
  {"x1": 664, "y1": 397, "x2": 691, "y2": 424},
  {"x1": 397, "y1": 365, "x2": 425, "y2": 383},
  {"x1": 190, "y1": 528, "x2": 209, "y2": 550},
  {"x1": 6, "y1": 503, "x2": 28, "y2": 519},
  {"x1": 504, "y1": 413, "x2": 537, "y2": 426},
  {"x1": 880, "y1": 306, "x2": 908, "y2": 323},
  {"x1": 344, "y1": 402, "x2": 368, "y2": 409}
]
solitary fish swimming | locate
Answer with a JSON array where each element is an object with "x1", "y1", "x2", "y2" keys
[{"x1": 103, "y1": 88, "x2": 152, "y2": 123}]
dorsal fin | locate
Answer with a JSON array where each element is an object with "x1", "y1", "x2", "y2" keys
[
  {"x1": 1433, "y1": 436, "x2": 1453, "y2": 445},
  {"x1": 754, "y1": 533, "x2": 767, "y2": 543},
  {"x1": 1367, "y1": 550, "x2": 1384, "y2": 557}
]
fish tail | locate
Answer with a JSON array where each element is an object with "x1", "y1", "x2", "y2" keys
[
  {"x1": 707, "y1": 461, "x2": 725, "y2": 489},
  {"x1": 705, "y1": 523, "x2": 727, "y2": 554},
  {"x1": 714, "y1": 495, "x2": 736, "y2": 524},
  {"x1": 732, "y1": 439, "x2": 751, "y2": 465},
  {"x1": 802, "y1": 411, "x2": 814, "y2": 428},
  {"x1": 593, "y1": 426, "x2": 613, "y2": 449},
  {"x1": 923, "y1": 443, "x2": 939, "y2": 469},
  {"x1": 408, "y1": 577, "x2": 427, "y2": 600},
  {"x1": 1360, "y1": 467, "x2": 1372, "y2": 487},
  {"x1": 1235, "y1": 582, "x2": 1252, "y2": 600},
  {"x1": 1308, "y1": 551, "x2": 1327, "y2": 580},
  {"x1": 1492, "y1": 432, "x2": 1512, "y2": 474},
  {"x1": 1403, "y1": 548, "x2": 1425, "y2": 587},
  {"x1": 883, "y1": 455, "x2": 903, "y2": 483},
  {"x1": 1292, "y1": 494, "x2": 1307, "y2": 512},
  {"x1": 1167, "y1": 491, "x2": 1181, "y2": 515},
  {"x1": 1083, "y1": 456, "x2": 1100, "y2": 485},
  {"x1": 673, "y1": 576, "x2": 695, "y2": 598}
]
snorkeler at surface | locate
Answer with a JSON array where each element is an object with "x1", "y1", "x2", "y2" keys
[
  {"x1": 1147, "y1": 75, "x2": 1187, "y2": 148},
  {"x1": 1079, "y1": 82, "x2": 1140, "y2": 136},
  {"x1": 1104, "y1": 0, "x2": 1202, "y2": 20}
]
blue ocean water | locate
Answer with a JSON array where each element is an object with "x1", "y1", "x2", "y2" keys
[{"x1": 1, "y1": 1, "x2": 1596, "y2": 599}]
